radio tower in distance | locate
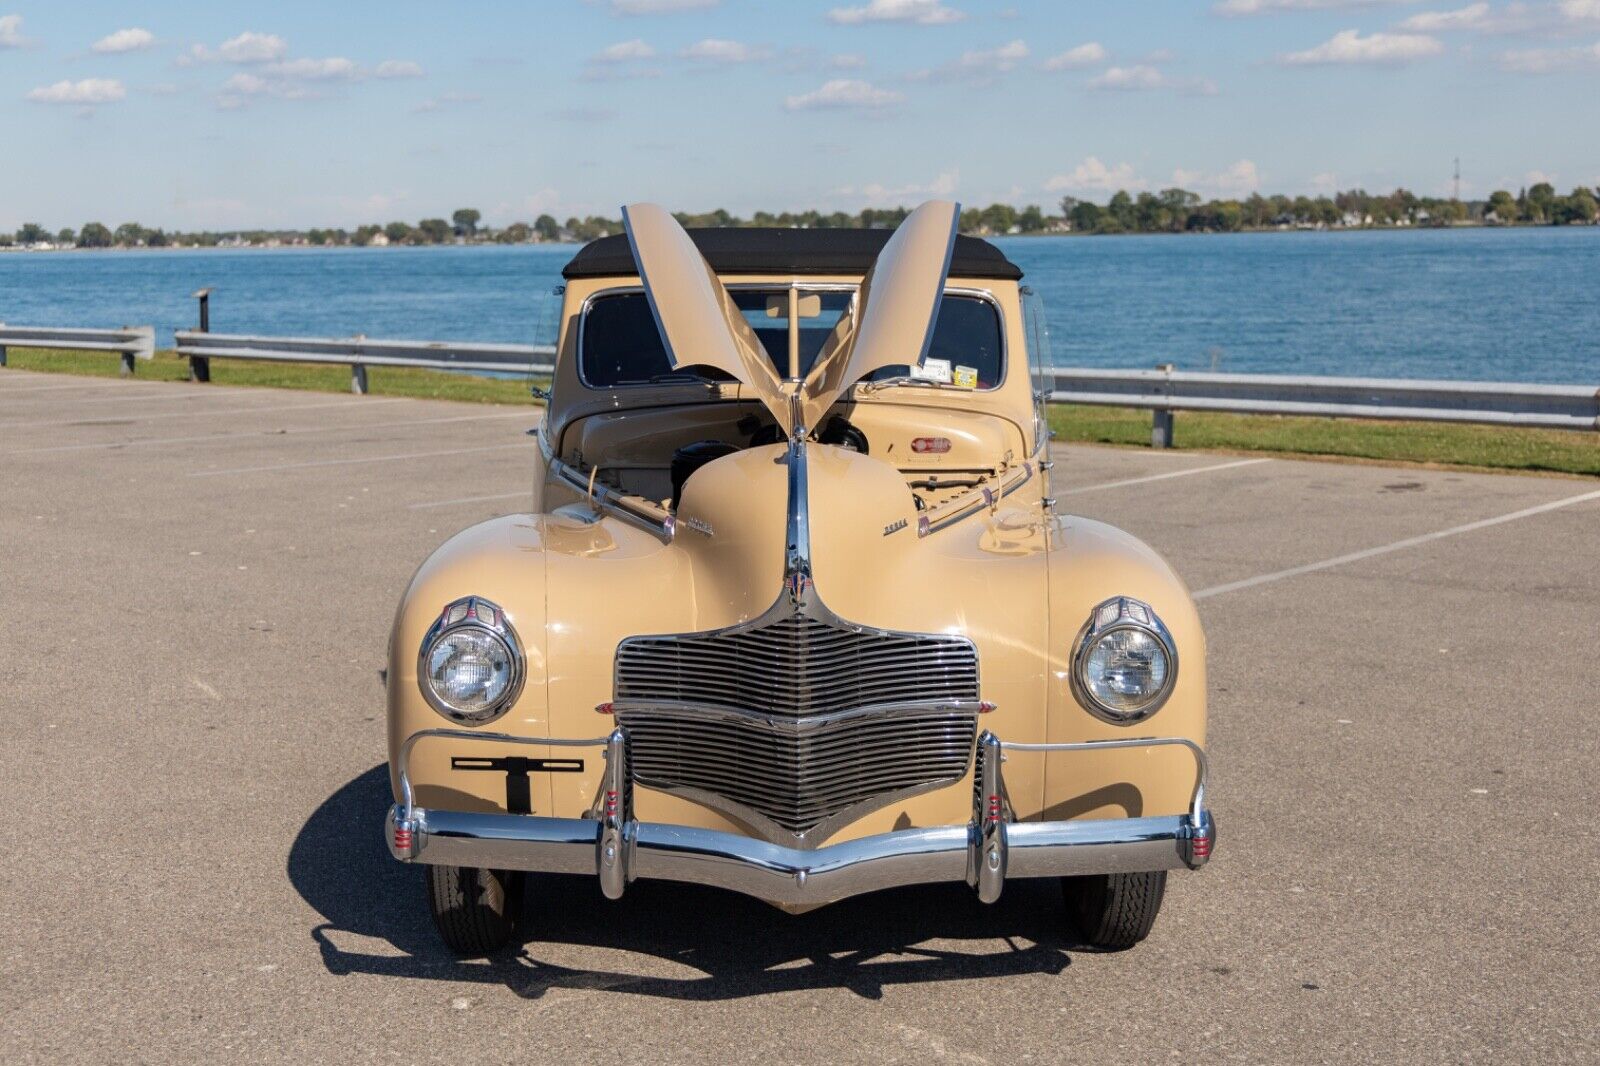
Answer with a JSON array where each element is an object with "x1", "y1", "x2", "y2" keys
[{"x1": 1453, "y1": 157, "x2": 1461, "y2": 202}]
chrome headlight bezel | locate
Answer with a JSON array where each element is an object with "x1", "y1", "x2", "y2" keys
[
  {"x1": 417, "y1": 595, "x2": 525, "y2": 725},
  {"x1": 1070, "y1": 596, "x2": 1178, "y2": 725}
]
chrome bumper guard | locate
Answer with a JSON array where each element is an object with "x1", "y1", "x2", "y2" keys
[{"x1": 386, "y1": 727, "x2": 1215, "y2": 908}]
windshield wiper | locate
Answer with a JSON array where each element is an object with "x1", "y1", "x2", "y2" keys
[
  {"x1": 614, "y1": 371, "x2": 721, "y2": 387},
  {"x1": 858, "y1": 374, "x2": 964, "y2": 394}
]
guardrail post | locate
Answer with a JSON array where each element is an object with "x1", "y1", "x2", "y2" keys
[
  {"x1": 0, "y1": 320, "x2": 6, "y2": 367},
  {"x1": 1151, "y1": 362, "x2": 1175, "y2": 448},
  {"x1": 1151, "y1": 409, "x2": 1174, "y2": 448},
  {"x1": 351, "y1": 363, "x2": 368, "y2": 395},
  {"x1": 119, "y1": 349, "x2": 136, "y2": 377},
  {"x1": 189, "y1": 288, "x2": 212, "y2": 382}
]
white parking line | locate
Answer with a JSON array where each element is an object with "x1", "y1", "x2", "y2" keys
[
  {"x1": 1057, "y1": 458, "x2": 1270, "y2": 496},
  {"x1": 1194, "y1": 487, "x2": 1600, "y2": 599},
  {"x1": 11, "y1": 410, "x2": 533, "y2": 455},
  {"x1": 408, "y1": 491, "x2": 529, "y2": 510},
  {"x1": 0, "y1": 385, "x2": 261, "y2": 408},
  {"x1": 4, "y1": 395, "x2": 409, "y2": 429},
  {"x1": 189, "y1": 442, "x2": 531, "y2": 477},
  {"x1": 0, "y1": 377, "x2": 160, "y2": 394}
]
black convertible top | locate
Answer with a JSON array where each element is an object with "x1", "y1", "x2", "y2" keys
[{"x1": 561, "y1": 226, "x2": 1024, "y2": 281}]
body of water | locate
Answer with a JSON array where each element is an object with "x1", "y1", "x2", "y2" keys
[{"x1": 2, "y1": 226, "x2": 1595, "y2": 384}]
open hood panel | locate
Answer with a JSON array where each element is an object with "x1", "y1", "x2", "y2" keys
[
  {"x1": 622, "y1": 199, "x2": 961, "y2": 437},
  {"x1": 799, "y1": 199, "x2": 960, "y2": 431},
  {"x1": 622, "y1": 202, "x2": 793, "y2": 429}
]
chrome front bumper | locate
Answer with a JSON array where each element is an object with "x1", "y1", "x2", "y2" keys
[{"x1": 386, "y1": 728, "x2": 1215, "y2": 909}]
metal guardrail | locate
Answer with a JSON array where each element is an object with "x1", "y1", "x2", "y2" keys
[
  {"x1": 173, "y1": 330, "x2": 556, "y2": 394},
  {"x1": 0, "y1": 324, "x2": 155, "y2": 375},
  {"x1": 1050, "y1": 366, "x2": 1600, "y2": 446}
]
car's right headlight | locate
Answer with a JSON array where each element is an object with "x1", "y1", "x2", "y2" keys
[
  {"x1": 417, "y1": 596, "x2": 524, "y2": 724},
  {"x1": 1071, "y1": 596, "x2": 1177, "y2": 725}
]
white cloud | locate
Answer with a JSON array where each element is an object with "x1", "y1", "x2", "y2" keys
[
  {"x1": 219, "y1": 72, "x2": 313, "y2": 102},
  {"x1": 1042, "y1": 42, "x2": 1107, "y2": 70},
  {"x1": 1279, "y1": 29, "x2": 1444, "y2": 64},
  {"x1": 605, "y1": 0, "x2": 718, "y2": 12},
  {"x1": 1498, "y1": 40, "x2": 1600, "y2": 72},
  {"x1": 910, "y1": 39, "x2": 1028, "y2": 82},
  {"x1": 413, "y1": 91, "x2": 482, "y2": 114},
  {"x1": 1045, "y1": 157, "x2": 1147, "y2": 194},
  {"x1": 784, "y1": 78, "x2": 905, "y2": 110},
  {"x1": 1, "y1": 14, "x2": 27, "y2": 48},
  {"x1": 374, "y1": 59, "x2": 424, "y2": 79},
  {"x1": 264, "y1": 57, "x2": 360, "y2": 81},
  {"x1": 1562, "y1": 0, "x2": 1600, "y2": 20},
  {"x1": 26, "y1": 78, "x2": 127, "y2": 105},
  {"x1": 1172, "y1": 159, "x2": 1262, "y2": 197},
  {"x1": 218, "y1": 31, "x2": 288, "y2": 63},
  {"x1": 1215, "y1": 0, "x2": 1416, "y2": 13},
  {"x1": 92, "y1": 27, "x2": 155, "y2": 54},
  {"x1": 1399, "y1": 3, "x2": 1489, "y2": 30},
  {"x1": 827, "y1": 0, "x2": 966, "y2": 26},
  {"x1": 828, "y1": 52, "x2": 868, "y2": 69},
  {"x1": 593, "y1": 38, "x2": 656, "y2": 62},
  {"x1": 838, "y1": 170, "x2": 960, "y2": 204},
  {"x1": 680, "y1": 38, "x2": 771, "y2": 63},
  {"x1": 1088, "y1": 64, "x2": 1165, "y2": 90},
  {"x1": 211, "y1": 53, "x2": 424, "y2": 107},
  {"x1": 1309, "y1": 171, "x2": 1341, "y2": 193},
  {"x1": 1087, "y1": 64, "x2": 1220, "y2": 93}
]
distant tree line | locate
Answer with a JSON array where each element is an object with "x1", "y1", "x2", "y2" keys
[
  {"x1": 1054, "y1": 182, "x2": 1599, "y2": 234},
  {"x1": 4, "y1": 185, "x2": 1598, "y2": 250}
]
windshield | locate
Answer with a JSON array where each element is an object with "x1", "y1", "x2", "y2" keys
[{"x1": 580, "y1": 288, "x2": 1002, "y2": 389}]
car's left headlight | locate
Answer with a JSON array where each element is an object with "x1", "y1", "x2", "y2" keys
[
  {"x1": 417, "y1": 596, "x2": 525, "y2": 724},
  {"x1": 1071, "y1": 596, "x2": 1177, "y2": 725}
]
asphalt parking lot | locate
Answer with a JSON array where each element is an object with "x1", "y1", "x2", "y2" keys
[{"x1": 3, "y1": 367, "x2": 1597, "y2": 1065}]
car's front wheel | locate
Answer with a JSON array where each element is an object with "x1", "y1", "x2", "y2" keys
[
  {"x1": 1061, "y1": 871, "x2": 1166, "y2": 951},
  {"x1": 425, "y1": 864, "x2": 524, "y2": 956}
]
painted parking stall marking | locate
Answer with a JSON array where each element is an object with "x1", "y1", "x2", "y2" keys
[
  {"x1": 1195, "y1": 487, "x2": 1600, "y2": 599},
  {"x1": 189, "y1": 442, "x2": 532, "y2": 477}
]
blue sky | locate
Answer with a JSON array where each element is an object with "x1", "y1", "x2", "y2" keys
[{"x1": 2, "y1": 0, "x2": 1597, "y2": 231}]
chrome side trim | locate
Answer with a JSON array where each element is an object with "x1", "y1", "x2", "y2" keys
[
  {"x1": 547, "y1": 454, "x2": 676, "y2": 542},
  {"x1": 783, "y1": 431, "x2": 812, "y2": 600},
  {"x1": 916, "y1": 459, "x2": 1035, "y2": 538}
]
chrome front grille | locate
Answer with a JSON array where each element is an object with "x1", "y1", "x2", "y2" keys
[{"x1": 613, "y1": 610, "x2": 979, "y2": 843}]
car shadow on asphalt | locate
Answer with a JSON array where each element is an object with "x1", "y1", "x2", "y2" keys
[{"x1": 290, "y1": 765, "x2": 1078, "y2": 1001}]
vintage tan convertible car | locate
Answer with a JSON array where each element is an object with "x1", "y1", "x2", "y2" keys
[{"x1": 385, "y1": 201, "x2": 1215, "y2": 955}]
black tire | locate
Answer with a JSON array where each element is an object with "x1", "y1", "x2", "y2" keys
[
  {"x1": 1062, "y1": 870, "x2": 1167, "y2": 951},
  {"x1": 425, "y1": 864, "x2": 524, "y2": 956}
]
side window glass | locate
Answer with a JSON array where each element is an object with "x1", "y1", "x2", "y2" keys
[
  {"x1": 1021, "y1": 285, "x2": 1054, "y2": 452},
  {"x1": 529, "y1": 285, "x2": 562, "y2": 397}
]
